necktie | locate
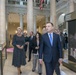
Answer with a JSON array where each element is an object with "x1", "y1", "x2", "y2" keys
[{"x1": 49, "y1": 34, "x2": 53, "y2": 46}]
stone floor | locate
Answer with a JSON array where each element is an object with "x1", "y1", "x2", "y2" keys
[{"x1": 3, "y1": 53, "x2": 76, "y2": 75}]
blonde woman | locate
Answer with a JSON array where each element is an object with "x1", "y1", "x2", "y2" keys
[{"x1": 12, "y1": 27, "x2": 26, "y2": 75}]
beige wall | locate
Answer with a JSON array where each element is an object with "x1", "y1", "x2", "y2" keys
[
  {"x1": 37, "y1": 17, "x2": 46, "y2": 33},
  {"x1": 8, "y1": 23, "x2": 19, "y2": 35},
  {"x1": 8, "y1": 23, "x2": 27, "y2": 35},
  {"x1": 8, "y1": 16, "x2": 46, "y2": 35}
]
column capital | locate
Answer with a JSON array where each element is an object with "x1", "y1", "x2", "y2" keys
[
  {"x1": 19, "y1": 13, "x2": 23, "y2": 16},
  {"x1": 45, "y1": 15, "x2": 49, "y2": 17},
  {"x1": 45, "y1": 15, "x2": 49, "y2": 23}
]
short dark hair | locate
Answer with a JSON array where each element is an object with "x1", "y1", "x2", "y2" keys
[{"x1": 46, "y1": 22, "x2": 54, "y2": 26}]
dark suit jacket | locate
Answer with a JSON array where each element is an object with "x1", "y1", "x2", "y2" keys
[
  {"x1": 24, "y1": 36, "x2": 29, "y2": 51},
  {"x1": 28, "y1": 36, "x2": 35, "y2": 48},
  {"x1": 39, "y1": 33, "x2": 62, "y2": 63}
]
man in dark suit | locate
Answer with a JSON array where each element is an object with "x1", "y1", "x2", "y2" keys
[
  {"x1": 24, "y1": 32, "x2": 29, "y2": 58},
  {"x1": 39, "y1": 22, "x2": 63, "y2": 75},
  {"x1": 28, "y1": 31, "x2": 34, "y2": 62}
]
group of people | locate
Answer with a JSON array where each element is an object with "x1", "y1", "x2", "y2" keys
[{"x1": 12, "y1": 22, "x2": 63, "y2": 75}]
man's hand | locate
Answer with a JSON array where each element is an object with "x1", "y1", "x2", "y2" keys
[
  {"x1": 39, "y1": 59, "x2": 42, "y2": 64},
  {"x1": 35, "y1": 47, "x2": 39, "y2": 49},
  {"x1": 59, "y1": 58, "x2": 63, "y2": 64}
]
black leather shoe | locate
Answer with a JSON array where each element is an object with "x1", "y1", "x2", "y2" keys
[
  {"x1": 20, "y1": 71, "x2": 22, "y2": 74},
  {"x1": 25, "y1": 56, "x2": 27, "y2": 58},
  {"x1": 39, "y1": 73, "x2": 42, "y2": 75},
  {"x1": 28, "y1": 60, "x2": 30, "y2": 62},
  {"x1": 32, "y1": 69, "x2": 35, "y2": 72}
]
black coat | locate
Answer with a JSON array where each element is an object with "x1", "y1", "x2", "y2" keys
[
  {"x1": 28, "y1": 36, "x2": 35, "y2": 48},
  {"x1": 24, "y1": 36, "x2": 29, "y2": 51},
  {"x1": 32, "y1": 37, "x2": 41, "y2": 54}
]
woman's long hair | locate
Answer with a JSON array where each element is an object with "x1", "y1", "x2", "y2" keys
[{"x1": 35, "y1": 32, "x2": 42, "y2": 41}]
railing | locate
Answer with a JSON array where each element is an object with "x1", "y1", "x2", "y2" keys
[
  {"x1": 7, "y1": 0, "x2": 50, "y2": 8},
  {"x1": 7, "y1": 0, "x2": 27, "y2": 5},
  {"x1": 7, "y1": 0, "x2": 21, "y2": 5},
  {"x1": 6, "y1": 0, "x2": 65, "y2": 8},
  {"x1": 34, "y1": 0, "x2": 50, "y2": 8},
  {"x1": 7, "y1": 0, "x2": 67, "y2": 11},
  {"x1": 0, "y1": 43, "x2": 7, "y2": 75}
]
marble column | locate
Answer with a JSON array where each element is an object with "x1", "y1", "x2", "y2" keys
[
  {"x1": 34, "y1": 0, "x2": 36, "y2": 6},
  {"x1": 46, "y1": 15, "x2": 49, "y2": 23},
  {"x1": 27, "y1": 0, "x2": 34, "y2": 34},
  {"x1": 6, "y1": 13, "x2": 9, "y2": 47},
  {"x1": 69, "y1": 0, "x2": 74, "y2": 13},
  {"x1": 50, "y1": 0, "x2": 57, "y2": 28},
  {"x1": 20, "y1": 14, "x2": 23, "y2": 30},
  {"x1": 34, "y1": 15, "x2": 37, "y2": 34},
  {"x1": 0, "y1": 0, "x2": 6, "y2": 44}
]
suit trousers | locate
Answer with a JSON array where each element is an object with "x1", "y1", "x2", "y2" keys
[
  {"x1": 55, "y1": 62, "x2": 60, "y2": 75},
  {"x1": 44, "y1": 61, "x2": 57, "y2": 75},
  {"x1": 28, "y1": 47, "x2": 32, "y2": 61},
  {"x1": 32, "y1": 54, "x2": 42, "y2": 73}
]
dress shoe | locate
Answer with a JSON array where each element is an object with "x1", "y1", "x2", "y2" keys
[
  {"x1": 25, "y1": 55, "x2": 27, "y2": 58},
  {"x1": 20, "y1": 71, "x2": 22, "y2": 74},
  {"x1": 39, "y1": 73, "x2": 42, "y2": 75},
  {"x1": 32, "y1": 69, "x2": 35, "y2": 72},
  {"x1": 28, "y1": 60, "x2": 30, "y2": 62}
]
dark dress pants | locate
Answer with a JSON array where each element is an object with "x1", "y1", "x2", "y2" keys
[
  {"x1": 55, "y1": 62, "x2": 60, "y2": 75},
  {"x1": 28, "y1": 47, "x2": 32, "y2": 61},
  {"x1": 24, "y1": 45, "x2": 27, "y2": 57},
  {"x1": 44, "y1": 61, "x2": 56, "y2": 75},
  {"x1": 24, "y1": 45, "x2": 27, "y2": 52}
]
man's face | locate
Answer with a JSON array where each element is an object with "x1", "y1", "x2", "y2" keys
[
  {"x1": 30, "y1": 32, "x2": 33, "y2": 36},
  {"x1": 46, "y1": 23, "x2": 53, "y2": 33}
]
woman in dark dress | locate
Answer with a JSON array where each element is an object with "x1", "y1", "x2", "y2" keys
[{"x1": 12, "y1": 27, "x2": 26, "y2": 75}]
